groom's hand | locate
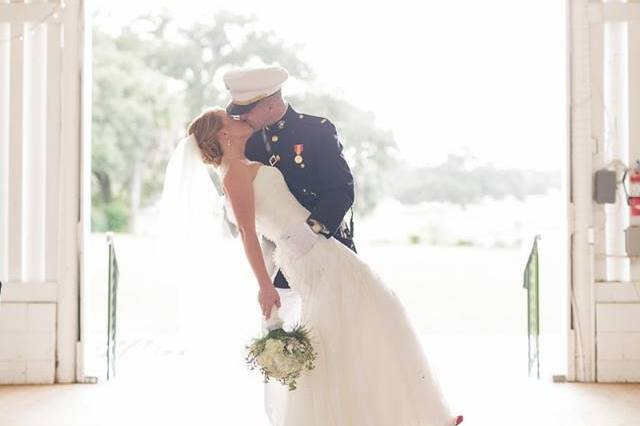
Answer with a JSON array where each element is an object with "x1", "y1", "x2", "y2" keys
[{"x1": 281, "y1": 221, "x2": 321, "y2": 258}]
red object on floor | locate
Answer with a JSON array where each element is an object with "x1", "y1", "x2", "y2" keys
[{"x1": 455, "y1": 415, "x2": 464, "y2": 425}]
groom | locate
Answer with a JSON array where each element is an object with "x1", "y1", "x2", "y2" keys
[{"x1": 222, "y1": 64, "x2": 356, "y2": 297}]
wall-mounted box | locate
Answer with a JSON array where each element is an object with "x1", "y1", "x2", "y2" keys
[
  {"x1": 625, "y1": 226, "x2": 640, "y2": 256},
  {"x1": 594, "y1": 169, "x2": 617, "y2": 204}
]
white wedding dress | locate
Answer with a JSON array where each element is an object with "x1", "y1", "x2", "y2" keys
[{"x1": 225, "y1": 165, "x2": 460, "y2": 426}]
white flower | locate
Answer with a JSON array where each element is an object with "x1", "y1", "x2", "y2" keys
[
  {"x1": 256, "y1": 338, "x2": 302, "y2": 379},
  {"x1": 265, "y1": 338, "x2": 285, "y2": 353},
  {"x1": 246, "y1": 324, "x2": 317, "y2": 391}
]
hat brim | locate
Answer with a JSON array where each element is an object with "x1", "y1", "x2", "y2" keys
[{"x1": 226, "y1": 101, "x2": 259, "y2": 116}]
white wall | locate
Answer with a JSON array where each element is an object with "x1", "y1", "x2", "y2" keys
[{"x1": 0, "y1": 302, "x2": 56, "y2": 384}]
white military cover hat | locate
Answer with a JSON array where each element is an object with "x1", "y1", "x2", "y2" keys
[{"x1": 223, "y1": 65, "x2": 289, "y2": 115}]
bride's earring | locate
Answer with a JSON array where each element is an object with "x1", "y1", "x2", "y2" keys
[{"x1": 226, "y1": 137, "x2": 232, "y2": 147}]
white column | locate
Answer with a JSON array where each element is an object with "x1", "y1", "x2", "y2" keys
[
  {"x1": 592, "y1": 19, "x2": 607, "y2": 284},
  {"x1": 76, "y1": 0, "x2": 92, "y2": 383},
  {"x1": 569, "y1": 0, "x2": 596, "y2": 382},
  {"x1": 56, "y1": 0, "x2": 81, "y2": 383},
  {"x1": 22, "y1": 0, "x2": 47, "y2": 282},
  {"x1": 45, "y1": 14, "x2": 61, "y2": 283},
  {"x1": 603, "y1": 0, "x2": 629, "y2": 283},
  {"x1": 0, "y1": 17, "x2": 9, "y2": 282},
  {"x1": 8, "y1": 20, "x2": 24, "y2": 283}
]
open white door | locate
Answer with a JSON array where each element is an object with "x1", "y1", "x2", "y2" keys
[
  {"x1": 568, "y1": 0, "x2": 640, "y2": 383},
  {"x1": 0, "y1": 0, "x2": 85, "y2": 384}
]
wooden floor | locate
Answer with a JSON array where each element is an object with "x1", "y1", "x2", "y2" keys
[
  {"x1": 1, "y1": 333, "x2": 639, "y2": 425},
  {"x1": 1, "y1": 374, "x2": 638, "y2": 425},
  {"x1": 3, "y1": 234, "x2": 639, "y2": 425}
]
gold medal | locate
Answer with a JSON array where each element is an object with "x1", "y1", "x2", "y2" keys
[
  {"x1": 294, "y1": 144, "x2": 304, "y2": 165},
  {"x1": 271, "y1": 135, "x2": 279, "y2": 143}
]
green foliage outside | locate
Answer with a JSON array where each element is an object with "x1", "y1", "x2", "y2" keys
[
  {"x1": 390, "y1": 154, "x2": 560, "y2": 206},
  {"x1": 92, "y1": 11, "x2": 559, "y2": 233},
  {"x1": 92, "y1": 11, "x2": 396, "y2": 232}
]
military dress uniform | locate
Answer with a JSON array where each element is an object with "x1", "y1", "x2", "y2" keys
[
  {"x1": 245, "y1": 105, "x2": 357, "y2": 289},
  {"x1": 223, "y1": 64, "x2": 356, "y2": 290}
]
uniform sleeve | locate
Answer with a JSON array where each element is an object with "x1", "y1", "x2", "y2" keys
[{"x1": 308, "y1": 122, "x2": 355, "y2": 238}]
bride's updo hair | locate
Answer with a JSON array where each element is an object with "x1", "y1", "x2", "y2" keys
[{"x1": 187, "y1": 107, "x2": 226, "y2": 166}]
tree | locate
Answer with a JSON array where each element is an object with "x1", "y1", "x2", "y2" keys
[
  {"x1": 139, "y1": 11, "x2": 312, "y2": 120},
  {"x1": 144, "y1": 12, "x2": 397, "y2": 216},
  {"x1": 92, "y1": 28, "x2": 184, "y2": 232},
  {"x1": 390, "y1": 154, "x2": 560, "y2": 206},
  {"x1": 91, "y1": 11, "x2": 397, "y2": 231}
]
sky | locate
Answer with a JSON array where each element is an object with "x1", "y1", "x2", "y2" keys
[{"x1": 94, "y1": 0, "x2": 567, "y2": 171}]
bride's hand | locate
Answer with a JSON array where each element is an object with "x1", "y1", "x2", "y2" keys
[{"x1": 258, "y1": 285, "x2": 281, "y2": 319}]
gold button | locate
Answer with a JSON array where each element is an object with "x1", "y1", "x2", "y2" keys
[{"x1": 271, "y1": 135, "x2": 279, "y2": 143}]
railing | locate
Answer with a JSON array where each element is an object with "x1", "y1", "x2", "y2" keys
[
  {"x1": 523, "y1": 235, "x2": 540, "y2": 379},
  {"x1": 106, "y1": 232, "x2": 119, "y2": 380}
]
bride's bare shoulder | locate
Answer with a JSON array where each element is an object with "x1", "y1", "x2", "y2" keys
[{"x1": 220, "y1": 159, "x2": 252, "y2": 187}]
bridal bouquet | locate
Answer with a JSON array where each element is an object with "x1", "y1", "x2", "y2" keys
[{"x1": 245, "y1": 309, "x2": 317, "y2": 391}]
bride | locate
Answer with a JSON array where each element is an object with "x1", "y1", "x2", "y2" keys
[{"x1": 163, "y1": 106, "x2": 463, "y2": 426}]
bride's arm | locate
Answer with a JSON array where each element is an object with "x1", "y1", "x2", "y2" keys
[{"x1": 223, "y1": 163, "x2": 280, "y2": 317}]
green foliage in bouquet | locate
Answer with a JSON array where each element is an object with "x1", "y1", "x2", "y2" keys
[{"x1": 246, "y1": 325, "x2": 317, "y2": 391}]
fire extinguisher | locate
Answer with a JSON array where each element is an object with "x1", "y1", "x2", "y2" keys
[{"x1": 623, "y1": 160, "x2": 640, "y2": 215}]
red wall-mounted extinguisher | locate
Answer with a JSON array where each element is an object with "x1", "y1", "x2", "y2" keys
[{"x1": 623, "y1": 160, "x2": 640, "y2": 216}]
